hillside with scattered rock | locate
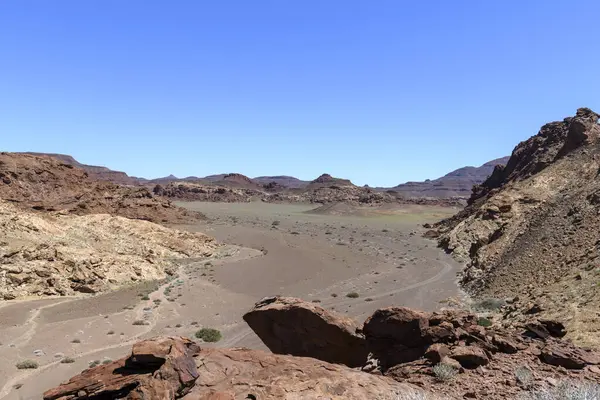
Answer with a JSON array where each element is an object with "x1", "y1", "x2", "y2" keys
[
  {"x1": 0, "y1": 153, "x2": 203, "y2": 224},
  {"x1": 0, "y1": 199, "x2": 219, "y2": 300},
  {"x1": 434, "y1": 108, "x2": 600, "y2": 348}
]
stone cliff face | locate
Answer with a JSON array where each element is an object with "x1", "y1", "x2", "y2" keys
[{"x1": 434, "y1": 108, "x2": 600, "y2": 348}]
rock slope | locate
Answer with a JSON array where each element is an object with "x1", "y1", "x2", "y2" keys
[
  {"x1": 0, "y1": 152, "x2": 203, "y2": 224},
  {"x1": 434, "y1": 108, "x2": 600, "y2": 348},
  {"x1": 0, "y1": 199, "x2": 218, "y2": 299}
]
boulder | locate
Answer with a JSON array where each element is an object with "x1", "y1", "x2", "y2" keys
[
  {"x1": 243, "y1": 296, "x2": 368, "y2": 367},
  {"x1": 450, "y1": 346, "x2": 490, "y2": 369},
  {"x1": 362, "y1": 307, "x2": 431, "y2": 348},
  {"x1": 425, "y1": 343, "x2": 450, "y2": 364},
  {"x1": 43, "y1": 336, "x2": 201, "y2": 400},
  {"x1": 540, "y1": 344, "x2": 600, "y2": 370}
]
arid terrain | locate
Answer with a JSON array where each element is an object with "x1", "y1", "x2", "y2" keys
[
  {"x1": 0, "y1": 200, "x2": 463, "y2": 399},
  {"x1": 2, "y1": 108, "x2": 600, "y2": 400}
]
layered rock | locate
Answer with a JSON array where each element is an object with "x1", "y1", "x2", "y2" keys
[
  {"x1": 433, "y1": 108, "x2": 600, "y2": 348},
  {"x1": 0, "y1": 152, "x2": 203, "y2": 224},
  {"x1": 244, "y1": 297, "x2": 600, "y2": 399},
  {"x1": 0, "y1": 199, "x2": 218, "y2": 299},
  {"x1": 43, "y1": 336, "x2": 419, "y2": 400}
]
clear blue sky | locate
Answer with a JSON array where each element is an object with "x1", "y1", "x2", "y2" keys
[{"x1": 2, "y1": 1, "x2": 600, "y2": 186}]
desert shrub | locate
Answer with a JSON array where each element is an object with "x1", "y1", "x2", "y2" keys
[
  {"x1": 515, "y1": 366, "x2": 533, "y2": 387},
  {"x1": 195, "y1": 328, "x2": 222, "y2": 342},
  {"x1": 16, "y1": 360, "x2": 38, "y2": 369},
  {"x1": 365, "y1": 298, "x2": 374, "y2": 302},
  {"x1": 472, "y1": 298, "x2": 506, "y2": 312},
  {"x1": 71, "y1": 338, "x2": 81, "y2": 343},
  {"x1": 140, "y1": 295, "x2": 150, "y2": 301},
  {"x1": 346, "y1": 292, "x2": 359, "y2": 298},
  {"x1": 271, "y1": 220, "x2": 280, "y2": 226},
  {"x1": 88, "y1": 360, "x2": 101, "y2": 368},
  {"x1": 522, "y1": 380, "x2": 600, "y2": 400},
  {"x1": 132, "y1": 320, "x2": 148, "y2": 326},
  {"x1": 290, "y1": 231, "x2": 300, "y2": 235},
  {"x1": 102, "y1": 358, "x2": 112, "y2": 365},
  {"x1": 61, "y1": 357, "x2": 75, "y2": 364},
  {"x1": 432, "y1": 363, "x2": 457, "y2": 382},
  {"x1": 153, "y1": 299, "x2": 161, "y2": 304},
  {"x1": 331, "y1": 293, "x2": 338, "y2": 297},
  {"x1": 477, "y1": 317, "x2": 492, "y2": 327},
  {"x1": 107, "y1": 330, "x2": 115, "y2": 335}
]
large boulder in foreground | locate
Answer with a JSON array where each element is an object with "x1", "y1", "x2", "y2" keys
[
  {"x1": 43, "y1": 336, "x2": 201, "y2": 400},
  {"x1": 43, "y1": 336, "x2": 419, "y2": 400},
  {"x1": 243, "y1": 296, "x2": 368, "y2": 367}
]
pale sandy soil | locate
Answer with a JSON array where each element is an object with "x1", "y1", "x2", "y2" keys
[{"x1": 0, "y1": 202, "x2": 461, "y2": 399}]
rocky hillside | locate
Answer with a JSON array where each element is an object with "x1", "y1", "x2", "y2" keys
[
  {"x1": 253, "y1": 175, "x2": 309, "y2": 188},
  {"x1": 434, "y1": 108, "x2": 600, "y2": 348},
  {"x1": 21, "y1": 152, "x2": 142, "y2": 185},
  {"x1": 389, "y1": 157, "x2": 510, "y2": 198},
  {"x1": 45, "y1": 297, "x2": 600, "y2": 400},
  {"x1": 0, "y1": 199, "x2": 219, "y2": 300},
  {"x1": 0, "y1": 153, "x2": 203, "y2": 224}
]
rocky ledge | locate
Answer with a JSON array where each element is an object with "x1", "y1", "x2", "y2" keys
[{"x1": 45, "y1": 297, "x2": 600, "y2": 400}]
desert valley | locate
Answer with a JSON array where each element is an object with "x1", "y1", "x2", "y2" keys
[{"x1": 0, "y1": 109, "x2": 599, "y2": 399}]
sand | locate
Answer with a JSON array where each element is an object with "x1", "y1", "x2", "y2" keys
[{"x1": 0, "y1": 202, "x2": 461, "y2": 399}]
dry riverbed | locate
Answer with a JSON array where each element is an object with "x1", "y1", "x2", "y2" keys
[{"x1": 0, "y1": 202, "x2": 461, "y2": 399}]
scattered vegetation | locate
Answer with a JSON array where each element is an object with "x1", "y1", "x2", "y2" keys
[
  {"x1": 522, "y1": 380, "x2": 600, "y2": 399},
  {"x1": 432, "y1": 363, "x2": 457, "y2": 382},
  {"x1": 140, "y1": 295, "x2": 150, "y2": 301},
  {"x1": 331, "y1": 293, "x2": 338, "y2": 297},
  {"x1": 346, "y1": 292, "x2": 360, "y2": 298},
  {"x1": 107, "y1": 330, "x2": 115, "y2": 335},
  {"x1": 514, "y1": 366, "x2": 533, "y2": 388},
  {"x1": 364, "y1": 297, "x2": 374, "y2": 302},
  {"x1": 61, "y1": 357, "x2": 75, "y2": 364},
  {"x1": 102, "y1": 358, "x2": 113, "y2": 365},
  {"x1": 88, "y1": 360, "x2": 101, "y2": 368},
  {"x1": 195, "y1": 328, "x2": 222, "y2": 342},
  {"x1": 132, "y1": 320, "x2": 148, "y2": 326},
  {"x1": 16, "y1": 360, "x2": 39, "y2": 370},
  {"x1": 471, "y1": 298, "x2": 506, "y2": 312},
  {"x1": 312, "y1": 299, "x2": 321, "y2": 303},
  {"x1": 477, "y1": 317, "x2": 492, "y2": 327},
  {"x1": 71, "y1": 338, "x2": 81, "y2": 344},
  {"x1": 271, "y1": 220, "x2": 280, "y2": 227}
]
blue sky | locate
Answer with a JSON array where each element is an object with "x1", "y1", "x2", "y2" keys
[{"x1": 2, "y1": 1, "x2": 600, "y2": 186}]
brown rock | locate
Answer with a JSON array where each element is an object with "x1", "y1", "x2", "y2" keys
[
  {"x1": 44, "y1": 336, "x2": 423, "y2": 400},
  {"x1": 425, "y1": 343, "x2": 449, "y2": 363},
  {"x1": 539, "y1": 319, "x2": 567, "y2": 338},
  {"x1": 363, "y1": 307, "x2": 431, "y2": 348},
  {"x1": 243, "y1": 296, "x2": 368, "y2": 367},
  {"x1": 440, "y1": 356, "x2": 462, "y2": 370},
  {"x1": 540, "y1": 344, "x2": 600, "y2": 370},
  {"x1": 492, "y1": 335, "x2": 521, "y2": 354},
  {"x1": 450, "y1": 346, "x2": 489, "y2": 369},
  {"x1": 43, "y1": 336, "x2": 201, "y2": 400}
]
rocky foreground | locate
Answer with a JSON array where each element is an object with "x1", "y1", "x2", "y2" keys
[
  {"x1": 431, "y1": 108, "x2": 600, "y2": 348},
  {"x1": 45, "y1": 297, "x2": 600, "y2": 400}
]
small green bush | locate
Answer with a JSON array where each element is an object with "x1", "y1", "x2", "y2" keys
[
  {"x1": 16, "y1": 360, "x2": 38, "y2": 370},
  {"x1": 61, "y1": 357, "x2": 75, "y2": 364},
  {"x1": 331, "y1": 293, "x2": 338, "y2": 297},
  {"x1": 71, "y1": 338, "x2": 81, "y2": 343},
  {"x1": 132, "y1": 320, "x2": 148, "y2": 326},
  {"x1": 195, "y1": 328, "x2": 222, "y2": 342},
  {"x1": 477, "y1": 317, "x2": 492, "y2": 327},
  {"x1": 140, "y1": 295, "x2": 150, "y2": 301},
  {"x1": 89, "y1": 360, "x2": 101, "y2": 368},
  {"x1": 515, "y1": 366, "x2": 533, "y2": 387},
  {"x1": 346, "y1": 292, "x2": 359, "y2": 298},
  {"x1": 522, "y1": 380, "x2": 600, "y2": 399},
  {"x1": 472, "y1": 298, "x2": 506, "y2": 312},
  {"x1": 107, "y1": 330, "x2": 115, "y2": 335}
]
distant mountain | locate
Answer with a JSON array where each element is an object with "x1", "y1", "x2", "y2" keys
[
  {"x1": 307, "y1": 174, "x2": 354, "y2": 189},
  {"x1": 387, "y1": 156, "x2": 510, "y2": 198},
  {"x1": 253, "y1": 175, "x2": 309, "y2": 189},
  {"x1": 20, "y1": 152, "x2": 143, "y2": 186}
]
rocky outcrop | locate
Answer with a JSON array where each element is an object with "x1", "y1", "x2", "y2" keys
[
  {"x1": 433, "y1": 108, "x2": 600, "y2": 348},
  {"x1": 243, "y1": 296, "x2": 368, "y2": 367},
  {"x1": 153, "y1": 182, "x2": 264, "y2": 203},
  {"x1": 0, "y1": 199, "x2": 219, "y2": 299},
  {"x1": 0, "y1": 152, "x2": 203, "y2": 224},
  {"x1": 44, "y1": 336, "x2": 419, "y2": 400},
  {"x1": 44, "y1": 337, "x2": 201, "y2": 400},
  {"x1": 245, "y1": 298, "x2": 600, "y2": 399}
]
